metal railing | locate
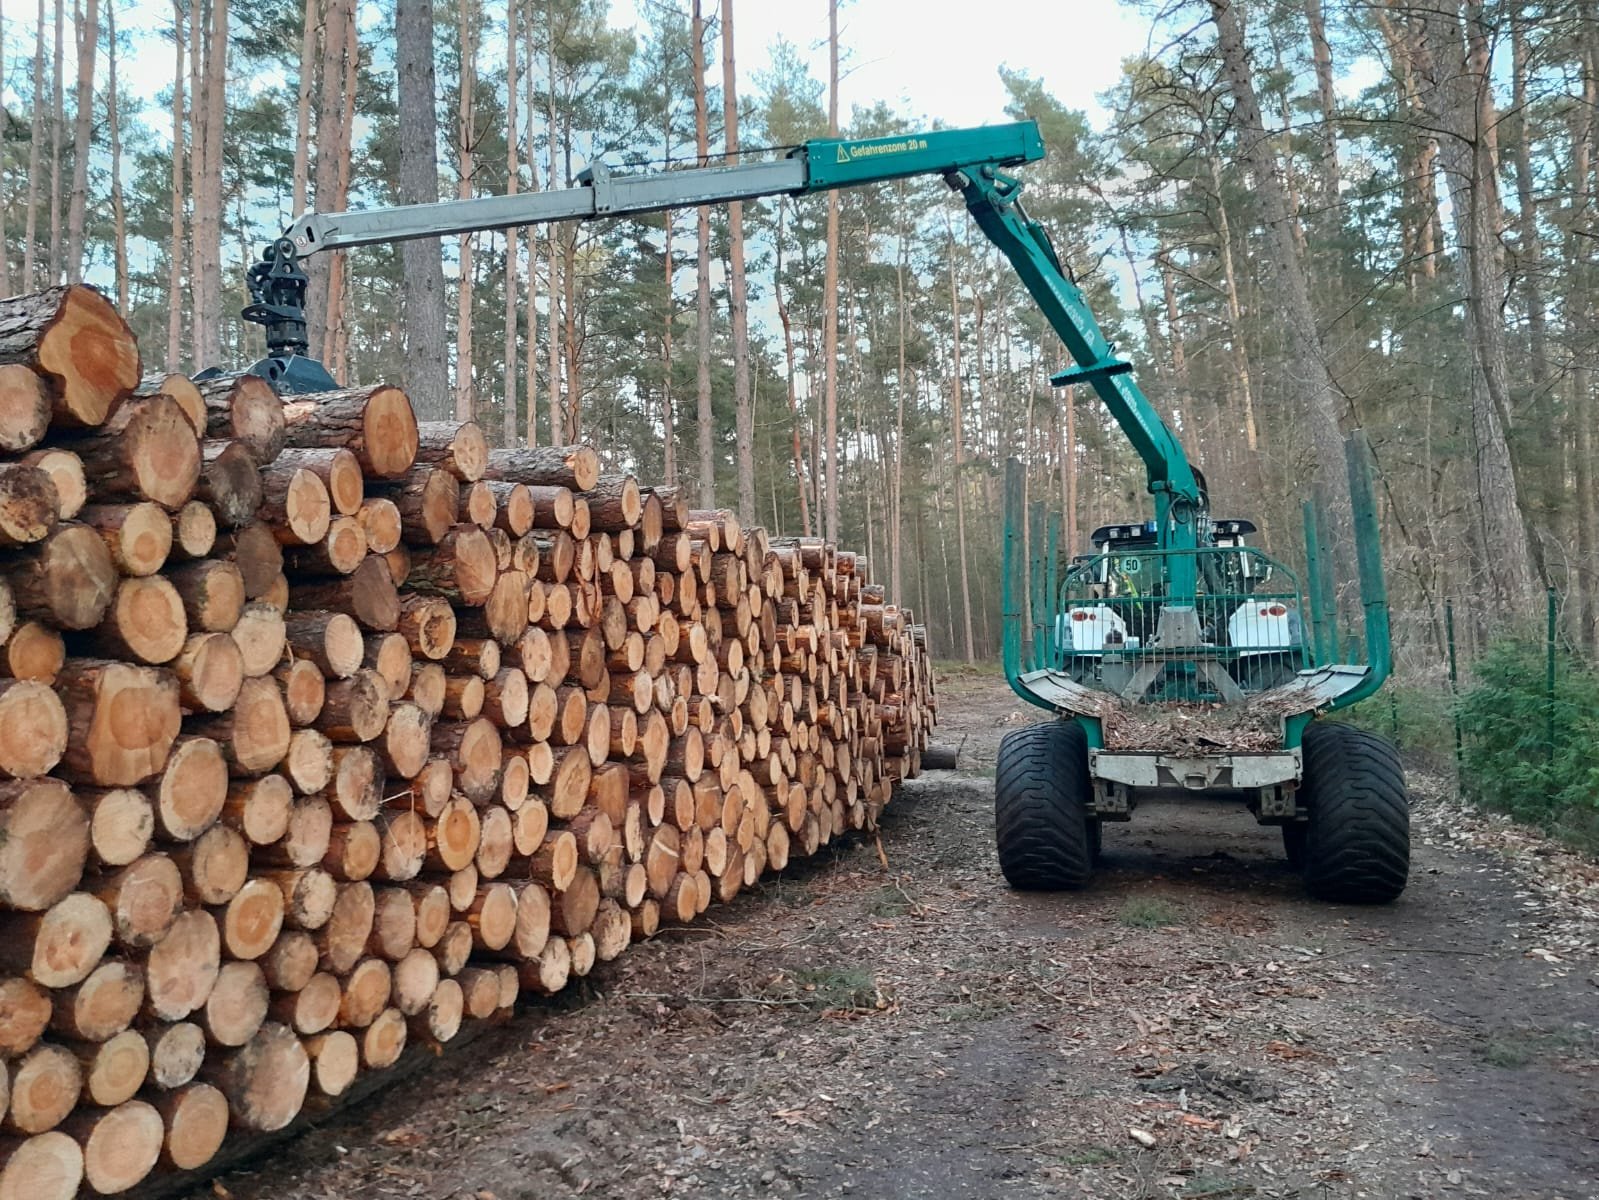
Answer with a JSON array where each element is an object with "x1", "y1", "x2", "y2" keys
[{"x1": 1024, "y1": 543, "x2": 1311, "y2": 703}]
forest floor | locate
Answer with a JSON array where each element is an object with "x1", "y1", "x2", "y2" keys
[{"x1": 195, "y1": 668, "x2": 1599, "y2": 1200}]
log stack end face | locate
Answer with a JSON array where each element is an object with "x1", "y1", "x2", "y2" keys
[{"x1": 0, "y1": 286, "x2": 937, "y2": 1194}]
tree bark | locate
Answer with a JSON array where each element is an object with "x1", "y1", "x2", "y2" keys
[
  {"x1": 524, "y1": 2, "x2": 539, "y2": 448},
  {"x1": 502, "y1": 0, "x2": 519, "y2": 450},
  {"x1": 24, "y1": 0, "x2": 45, "y2": 289},
  {"x1": 720, "y1": 0, "x2": 755, "y2": 520},
  {"x1": 821, "y1": 0, "x2": 840, "y2": 543},
  {"x1": 691, "y1": 0, "x2": 713, "y2": 507},
  {"x1": 165, "y1": 0, "x2": 184, "y2": 369},
  {"x1": 945, "y1": 224, "x2": 975, "y2": 663},
  {"x1": 107, "y1": 0, "x2": 128, "y2": 313},
  {"x1": 395, "y1": 0, "x2": 450, "y2": 419},
  {"x1": 1411, "y1": 0, "x2": 1537, "y2": 617},
  {"x1": 1207, "y1": 0, "x2": 1355, "y2": 603},
  {"x1": 453, "y1": 0, "x2": 478, "y2": 421},
  {"x1": 66, "y1": 0, "x2": 100, "y2": 282}
]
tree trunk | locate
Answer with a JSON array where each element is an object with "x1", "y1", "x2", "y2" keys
[
  {"x1": 546, "y1": 0, "x2": 561, "y2": 447},
  {"x1": 524, "y1": 0, "x2": 539, "y2": 449},
  {"x1": 691, "y1": 0, "x2": 713, "y2": 507},
  {"x1": 395, "y1": 0, "x2": 449, "y2": 419},
  {"x1": 50, "y1": 0, "x2": 63, "y2": 282},
  {"x1": 1509, "y1": 10, "x2": 1558, "y2": 531},
  {"x1": 720, "y1": 0, "x2": 755, "y2": 520},
  {"x1": 196, "y1": 0, "x2": 227, "y2": 369},
  {"x1": 773, "y1": 201, "x2": 811, "y2": 536},
  {"x1": 945, "y1": 225, "x2": 975, "y2": 663},
  {"x1": 292, "y1": 0, "x2": 315, "y2": 214},
  {"x1": 165, "y1": 0, "x2": 184, "y2": 369},
  {"x1": 1303, "y1": 0, "x2": 1339, "y2": 205},
  {"x1": 107, "y1": 0, "x2": 127, "y2": 313},
  {"x1": 306, "y1": 0, "x2": 347, "y2": 364},
  {"x1": 66, "y1": 0, "x2": 99, "y2": 282},
  {"x1": 0, "y1": 0, "x2": 8, "y2": 295},
  {"x1": 454, "y1": 0, "x2": 477, "y2": 421},
  {"x1": 821, "y1": 0, "x2": 840, "y2": 543},
  {"x1": 325, "y1": 9, "x2": 358, "y2": 383},
  {"x1": 1207, "y1": 0, "x2": 1355, "y2": 605},
  {"x1": 1411, "y1": 0, "x2": 1537, "y2": 618},
  {"x1": 501, "y1": 0, "x2": 519, "y2": 450}
]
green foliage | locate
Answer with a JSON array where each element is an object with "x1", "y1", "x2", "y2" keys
[
  {"x1": 1456, "y1": 640, "x2": 1599, "y2": 831},
  {"x1": 1344, "y1": 682, "x2": 1455, "y2": 765},
  {"x1": 1117, "y1": 896, "x2": 1182, "y2": 929}
]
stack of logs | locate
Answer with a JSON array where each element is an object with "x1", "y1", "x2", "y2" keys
[{"x1": 0, "y1": 285, "x2": 936, "y2": 1199}]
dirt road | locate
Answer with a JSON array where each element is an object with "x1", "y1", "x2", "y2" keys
[{"x1": 199, "y1": 669, "x2": 1598, "y2": 1200}]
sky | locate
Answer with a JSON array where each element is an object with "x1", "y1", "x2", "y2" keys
[
  {"x1": 609, "y1": 0, "x2": 1154, "y2": 131},
  {"x1": 16, "y1": 0, "x2": 1155, "y2": 141}
]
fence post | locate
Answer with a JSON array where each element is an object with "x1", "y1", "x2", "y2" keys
[
  {"x1": 1445, "y1": 600, "x2": 1462, "y2": 784},
  {"x1": 1546, "y1": 586, "x2": 1557, "y2": 768}
]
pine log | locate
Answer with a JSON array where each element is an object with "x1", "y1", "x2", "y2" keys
[
  {"x1": 281, "y1": 385, "x2": 419, "y2": 479},
  {"x1": 405, "y1": 662, "x2": 447, "y2": 719},
  {"x1": 79, "y1": 501, "x2": 172, "y2": 576},
  {"x1": 155, "y1": 1082, "x2": 229, "y2": 1171},
  {"x1": 0, "y1": 683, "x2": 65, "y2": 782},
  {"x1": 171, "y1": 499, "x2": 217, "y2": 560},
  {"x1": 327, "y1": 744, "x2": 383, "y2": 821},
  {"x1": 363, "y1": 629, "x2": 413, "y2": 698},
  {"x1": 201, "y1": 961, "x2": 269, "y2": 1047},
  {"x1": 316, "y1": 669, "x2": 389, "y2": 743},
  {"x1": 0, "y1": 286, "x2": 140, "y2": 429},
  {"x1": 70, "y1": 1029, "x2": 150, "y2": 1105},
  {"x1": 143, "y1": 909, "x2": 221, "y2": 1020},
  {"x1": 71, "y1": 393, "x2": 200, "y2": 508},
  {"x1": 221, "y1": 876, "x2": 286, "y2": 961},
  {"x1": 188, "y1": 676, "x2": 290, "y2": 777},
  {"x1": 410, "y1": 420, "x2": 488, "y2": 483},
  {"x1": 482, "y1": 444, "x2": 599, "y2": 492},
  {"x1": 0, "y1": 620, "x2": 64, "y2": 682},
  {"x1": 303, "y1": 1029, "x2": 359, "y2": 1097},
  {"x1": 83, "y1": 574, "x2": 188, "y2": 664},
  {"x1": 350, "y1": 502, "x2": 399, "y2": 562},
  {"x1": 83, "y1": 787, "x2": 153, "y2": 868},
  {"x1": 576, "y1": 474, "x2": 643, "y2": 532},
  {"x1": 0, "y1": 362, "x2": 53, "y2": 452},
  {"x1": 397, "y1": 593, "x2": 456, "y2": 661},
  {"x1": 144, "y1": 1021, "x2": 206, "y2": 1089},
  {"x1": 167, "y1": 558, "x2": 245, "y2": 634},
  {"x1": 271, "y1": 447, "x2": 364, "y2": 516},
  {"x1": 337, "y1": 957, "x2": 391, "y2": 1028},
  {"x1": 275, "y1": 658, "x2": 326, "y2": 726},
  {"x1": 0, "y1": 464, "x2": 57, "y2": 548},
  {"x1": 55, "y1": 660, "x2": 180, "y2": 787},
  {"x1": 203, "y1": 1022, "x2": 309, "y2": 1132},
  {"x1": 9, "y1": 523, "x2": 117, "y2": 630},
  {"x1": 271, "y1": 971, "x2": 341, "y2": 1035},
  {"x1": 380, "y1": 703, "x2": 432, "y2": 780},
  {"x1": 283, "y1": 610, "x2": 364, "y2": 678},
  {"x1": 404, "y1": 524, "x2": 497, "y2": 606},
  {"x1": 198, "y1": 441, "x2": 263, "y2": 528},
  {"x1": 371, "y1": 466, "x2": 458, "y2": 546},
  {"x1": 213, "y1": 521, "x2": 283, "y2": 598},
  {"x1": 196, "y1": 373, "x2": 287, "y2": 464},
  {"x1": 19, "y1": 448, "x2": 85, "y2": 522},
  {"x1": 290, "y1": 554, "x2": 399, "y2": 632},
  {"x1": 322, "y1": 820, "x2": 381, "y2": 882},
  {"x1": 261, "y1": 461, "x2": 333, "y2": 546}
]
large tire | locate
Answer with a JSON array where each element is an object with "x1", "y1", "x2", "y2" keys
[
  {"x1": 1299, "y1": 721, "x2": 1409, "y2": 903},
  {"x1": 995, "y1": 720, "x2": 1093, "y2": 890}
]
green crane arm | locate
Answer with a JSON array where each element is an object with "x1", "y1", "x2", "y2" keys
[{"x1": 241, "y1": 120, "x2": 1201, "y2": 571}]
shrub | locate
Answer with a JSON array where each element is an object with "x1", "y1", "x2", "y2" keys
[{"x1": 1456, "y1": 639, "x2": 1599, "y2": 831}]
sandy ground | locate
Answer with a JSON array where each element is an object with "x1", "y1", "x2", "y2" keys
[{"x1": 195, "y1": 667, "x2": 1598, "y2": 1200}]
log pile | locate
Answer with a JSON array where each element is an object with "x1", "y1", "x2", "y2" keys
[{"x1": 0, "y1": 285, "x2": 937, "y2": 1198}]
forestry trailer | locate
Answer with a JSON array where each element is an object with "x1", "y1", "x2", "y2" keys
[{"x1": 235, "y1": 119, "x2": 1407, "y2": 904}]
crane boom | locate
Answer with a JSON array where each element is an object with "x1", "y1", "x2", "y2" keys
[{"x1": 238, "y1": 119, "x2": 1202, "y2": 595}]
